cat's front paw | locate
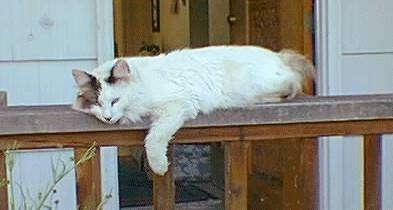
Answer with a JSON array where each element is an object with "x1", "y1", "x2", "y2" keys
[{"x1": 146, "y1": 153, "x2": 169, "y2": 176}]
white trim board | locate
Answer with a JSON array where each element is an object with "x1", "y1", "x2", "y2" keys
[{"x1": 316, "y1": 0, "x2": 393, "y2": 209}]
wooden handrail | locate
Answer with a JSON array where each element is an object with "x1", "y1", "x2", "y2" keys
[
  {"x1": 0, "y1": 94, "x2": 392, "y2": 136},
  {"x1": 0, "y1": 93, "x2": 392, "y2": 209}
]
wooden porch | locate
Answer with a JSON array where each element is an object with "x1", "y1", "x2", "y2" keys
[{"x1": 0, "y1": 91, "x2": 392, "y2": 209}]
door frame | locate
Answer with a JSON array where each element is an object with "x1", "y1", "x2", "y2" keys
[
  {"x1": 315, "y1": 1, "x2": 358, "y2": 209},
  {"x1": 96, "y1": 0, "x2": 115, "y2": 64}
]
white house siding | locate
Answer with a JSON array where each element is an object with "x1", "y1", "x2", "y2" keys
[
  {"x1": 7, "y1": 149, "x2": 78, "y2": 209},
  {"x1": 0, "y1": 0, "x2": 118, "y2": 209},
  {"x1": 317, "y1": 0, "x2": 393, "y2": 209},
  {"x1": 0, "y1": 0, "x2": 98, "y2": 105}
]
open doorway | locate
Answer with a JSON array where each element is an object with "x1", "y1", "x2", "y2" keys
[
  {"x1": 113, "y1": 0, "x2": 228, "y2": 57},
  {"x1": 112, "y1": 0, "x2": 316, "y2": 209}
]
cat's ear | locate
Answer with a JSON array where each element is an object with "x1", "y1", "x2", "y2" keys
[
  {"x1": 106, "y1": 59, "x2": 132, "y2": 84},
  {"x1": 72, "y1": 69, "x2": 93, "y2": 87}
]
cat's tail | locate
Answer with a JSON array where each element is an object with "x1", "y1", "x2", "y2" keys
[{"x1": 278, "y1": 49, "x2": 315, "y2": 95}]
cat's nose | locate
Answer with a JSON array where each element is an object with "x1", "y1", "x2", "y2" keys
[{"x1": 104, "y1": 117, "x2": 112, "y2": 122}]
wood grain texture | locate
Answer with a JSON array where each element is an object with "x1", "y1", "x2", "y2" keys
[
  {"x1": 208, "y1": 0, "x2": 230, "y2": 45},
  {"x1": 248, "y1": 171, "x2": 283, "y2": 209},
  {"x1": 189, "y1": 0, "x2": 209, "y2": 48},
  {"x1": 0, "y1": 151, "x2": 7, "y2": 210},
  {"x1": 0, "y1": 92, "x2": 6, "y2": 107},
  {"x1": 229, "y1": 0, "x2": 248, "y2": 44},
  {"x1": 301, "y1": 138, "x2": 319, "y2": 210},
  {"x1": 0, "y1": 119, "x2": 393, "y2": 150},
  {"x1": 0, "y1": 94, "x2": 391, "y2": 209},
  {"x1": 0, "y1": 92, "x2": 7, "y2": 210},
  {"x1": 225, "y1": 141, "x2": 249, "y2": 210},
  {"x1": 0, "y1": 94, "x2": 392, "y2": 136},
  {"x1": 249, "y1": 138, "x2": 318, "y2": 210},
  {"x1": 364, "y1": 134, "x2": 382, "y2": 210},
  {"x1": 241, "y1": 119, "x2": 393, "y2": 141},
  {"x1": 113, "y1": 0, "x2": 125, "y2": 56},
  {"x1": 153, "y1": 145, "x2": 175, "y2": 210},
  {"x1": 75, "y1": 147, "x2": 102, "y2": 209},
  {"x1": 303, "y1": 0, "x2": 314, "y2": 60},
  {"x1": 282, "y1": 139, "x2": 302, "y2": 210},
  {"x1": 248, "y1": 0, "x2": 281, "y2": 50},
  {"x1": 114, "y1": 0, "x2": 152, "y2": 56}
]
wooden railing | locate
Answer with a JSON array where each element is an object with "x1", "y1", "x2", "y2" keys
[{"x1": 0, "y1": 91, "x2": 392, "y2": 209}]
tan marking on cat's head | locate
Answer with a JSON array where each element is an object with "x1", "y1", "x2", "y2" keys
[
  {"x1": 278, "y1": 49, "x2": 315, "y2": 95},
  {"x1": 72, "y1": 69, "x2": 102, "y2": 112}
]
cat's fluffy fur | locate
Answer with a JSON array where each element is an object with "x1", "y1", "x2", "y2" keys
[{"x1": 72, "y1": 45, "x2": 314, "y2": 175}]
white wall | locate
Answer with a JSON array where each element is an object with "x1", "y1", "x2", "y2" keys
[
  {"x1": 0, "y1": 0, "x2": 98, "y2": 105},
  {"x1": 316, "y1": 0, "x2": 393, "y2": 209},
  {"x1": 0, "y1": 1, "x2": 118, "y2": 209},
  {"x1": 7, "y1": 149, "x2": 78, "y2": 209}
]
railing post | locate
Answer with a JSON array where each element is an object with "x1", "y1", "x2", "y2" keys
[
  {"x1": 364, "y1": 134, "x2": 382, "y2": 210},
  {"x1": 153, "y1": 145, "x2": 175, "y2": 210},
  {"x1": 225, "y1": 141, "x2": 250, "y2": 210},
  {"x1": 0, "y1": 91, "x2": 6, "y2": 107},
  {"x1": 75, "y1": 146, "x2": 102, "y2": 209},
  {"x1": 0, "y1": 91, "x2": 8, "y2": 210}
]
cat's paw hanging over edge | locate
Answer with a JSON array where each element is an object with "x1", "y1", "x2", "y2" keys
[{"x1": 147, "y1": 154, "x2": 169, "y2": 176}]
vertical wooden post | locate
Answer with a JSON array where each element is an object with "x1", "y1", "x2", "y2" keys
[
  {"x1": 282, "y1": 139, "x2": 302, "y2": 210},
  {"x1": 364, "y1": 134, "x2": 382, "y2": 210},
  {"x1": 0, "y1": 92, "x2": 6, "y2": 107},
  {"x1": 75, "y1": 146, "x2": 102, "y2": 209},
  {"x1": 225, "y1": 141, "x2": 249, "y2": 210},
  {"x1": 303, "y1": 0, "x2": 314, "y2": 61},
  {"x1": 113, "y1": 0, "x2": 125, "y2": 56},
  {"x1": 229, "y1": 0, "x2": 248, "y2": 44},
  {"x1": 153, "y1": 145, "x2": 175, "y2": 210},
  {"x1": 0, "y1": 91, "x2": 8, "y2": 210},
  {"x1": 301, "y1": 138, "x2": 319, "y2": 210}
]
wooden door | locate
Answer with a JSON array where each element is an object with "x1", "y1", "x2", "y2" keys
[
  {"x1": 229, "y1": 0, "x2": 314, "y2": 58},
  {"x1": 228, "y1": 1, "x2": 318, "y2": 209}
]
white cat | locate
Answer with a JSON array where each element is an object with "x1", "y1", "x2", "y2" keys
[{"x1": 72, "y1": 45, "x2": 314, "y2": 175}]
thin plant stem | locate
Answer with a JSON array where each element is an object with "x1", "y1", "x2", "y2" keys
[{"x1": 36, "y1": 143, "x2": 96, "y2": 209}]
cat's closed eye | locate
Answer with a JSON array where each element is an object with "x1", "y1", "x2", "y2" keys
[{"x1": 111, "y1": 97, "x2": 120, "y2": 106}]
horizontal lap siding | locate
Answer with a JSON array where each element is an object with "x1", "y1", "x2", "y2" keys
[
  {"x1": 0, "y1": 0, "x2": 97, "y2": 61},
  {"x1": 0, "y1": 0, "x2": 98, "y2": 106},
  {"x1": 0, "y1": 60, "x2": 97, "y2": 105},
  {"x1": 0, "y1": 1, "x2": 116, "y2": 209}
]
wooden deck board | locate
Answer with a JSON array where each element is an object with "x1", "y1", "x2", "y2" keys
[
  {"x1": 0, "y1": 94, "x2": 391, "y2": 209},
  {"x1": 0, "y1": 94, "x2": 392, "y2": 136}
]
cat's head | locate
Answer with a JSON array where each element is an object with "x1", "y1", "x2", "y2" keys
[{"x1": 72, "y1": 59, "x2": 132, "y2": 124}]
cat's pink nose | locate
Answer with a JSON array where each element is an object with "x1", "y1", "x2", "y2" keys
[{"x1": 104, "y1": 117, "x2": 112, "y2": 122}]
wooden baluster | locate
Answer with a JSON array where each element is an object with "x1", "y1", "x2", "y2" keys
[
  {"x1": 153, "y1": 145, "x2": 175, "y2": 210},
  {"x1": 75, "y1": 146, "x2": 102, "y2": 209},
  {"x1": 0, "y1": 91, "x2": 6, "y2": 107},
  {"x1": 301, "y1": 138, "x2": 319, "y2": 210},
  {"x1": 0, "y1": 152, "x2": 7, "y2": 210},
  {"x1": 364, "y1": 134, "x2": 382, "y2": 210},
  {"x1": 225, "y1": 141, "x2": 250, "y2": 210},
  {"x1": 0, "y1": 91, "x2": 8, "y2": 210},
  {"x1": 282, "y1": 139, "x2": 302, "y2": 210}
]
